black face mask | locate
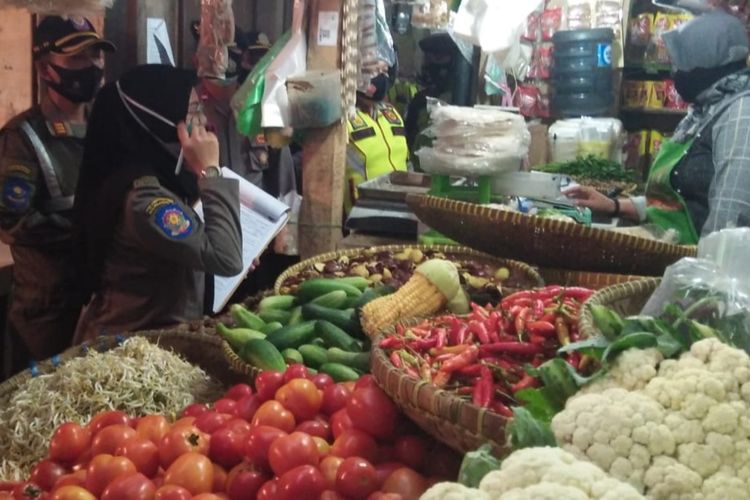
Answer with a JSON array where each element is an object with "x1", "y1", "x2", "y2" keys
[
  {"x1": 46, "y1": 63, "x2": 103, "y2": 104},
  {"x1": 673, "y1": 60, "x2": 747, "y2": 103},
  {"x1": 368, "y1": 73, "x2": 390, "y2": 101}
]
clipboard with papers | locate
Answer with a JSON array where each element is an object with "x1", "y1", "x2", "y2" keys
[{"x1": 194, "y1": 168, "x2": 290, "y2": 313}]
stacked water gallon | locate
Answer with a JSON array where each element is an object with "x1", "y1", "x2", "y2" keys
[{"x1": 552, "y1": 28, "x2": 615, "y2": 117}]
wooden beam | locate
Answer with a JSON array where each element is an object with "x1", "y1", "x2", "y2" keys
[
  {"x1": 0, "y1": 9, "x2": 33, "y2": 127},
  {"x1": 298, "y1": 0, "x2": 345, "y2": 258}
]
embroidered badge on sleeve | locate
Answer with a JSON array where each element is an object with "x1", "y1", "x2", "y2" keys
[
  {"x1": 154, "y1": 203, "x2": 193, "y2": 239},
  {"x1": 2, "y1": 177, "x2": 32, "y2": 211}
]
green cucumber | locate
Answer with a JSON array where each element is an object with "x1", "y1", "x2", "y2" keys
[
  {"x1": 282, "y1": 348, "x2": 304, "y2": 365},
  {"x1": 239, "y1": 339, "x2": 287, "y2": 371},
  {"x1": 298, "y1": 344, "x2": 329, "y2": 369},
  {"x1": 316, "y1": 321, "x2": 362, "y2": 351},
  {"x1": 336, "y1": 276, "x2": 370, "y2": 291},
  {"x1": 301, "y1": 304, "x2": 360, "y2": 335},
  {"x1": 265, "y1": 321, "x2": 317, "y2": 350},
  {"x1": 231, "y1": 304, "x2": 266, "y2": 330},
  {"x1": 312, "y1": 338, "x2": 326, "y2": 347},
  {"x1": 217, "y1": 323, "x2": 266, "y2": 351},
  {"x1": 320, "y1": 362, "x2": 360, "y2": 382},
  {"x1": 326, "y1": 347, "x2": 371, "y2": 372},
  {"x1": 352, "y1": 285, "x2": 396, "y2": 310},
  {"x1": 310, "y1": 290, "x2": 349, "y2": 309},
  {"x1": 258, "y1": 309, "x2": 293, "y2": 325},
  {"x1": 261, "y1": 321, "x2": 284, "y2": 334},
  {"x1": 288, "y1": 306, "x2": 303, "y2": 326},
  {"x1": 297, "y1": 279, "x2": 363, "y2": 303},
  {"x1": 258, "y1": 294, "x2": 297, "y2": 311}
]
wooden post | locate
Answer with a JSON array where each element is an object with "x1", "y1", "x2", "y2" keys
[
  {"x1": 298, "y1": 0, "x2": 345, "y2": 258},
  {"x1": 0, "y1": 9, "x2": 33, "y2": 127}
]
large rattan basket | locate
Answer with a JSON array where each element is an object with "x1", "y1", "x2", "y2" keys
[
  {"x1": 578, "y1": 278, "x2": 661, "y2": 340},
  {"x1": 538, "y1": 268, "x2": 650, "y2": 290},
  {"x1": 0, "y1": 329, "x2": 246, "y2": 406},
  {"x1": 406, "y1": 194, "x2": 696, "y2": 276},
  {"x1": 371, "y1": 320, "x2": 511, "y2": 457},
  {"x1": 209, "y1": 290, "x2": 275, "y2": 380},
  {"x1": 274, "y1": 244, "x2": 544, "y2": 294}
]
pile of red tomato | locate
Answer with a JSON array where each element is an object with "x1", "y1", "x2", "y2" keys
[{"x1": 1, "y1": 364, "x2": 459, "y2": 500}]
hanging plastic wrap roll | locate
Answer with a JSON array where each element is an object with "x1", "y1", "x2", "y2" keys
[
  {"x1": 341, "y1": 0, "x2": 359, "y2": 120},
  {"x1": 452, "y1": 0, "x2": 540, "y2": 53},
  {"x1": 196, "y1": 0, "x2": 235, "y2": 79},
  {"x1": 416, "y1": 100, "x2": 531, "y2": 176},
  {"x1": 357, "y1": 0, "x2": 396, "y2": 93},
  {"x1": 0, "y1": 0, "x2": 112, "y2": 15}
]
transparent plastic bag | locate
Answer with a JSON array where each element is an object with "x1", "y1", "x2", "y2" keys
[
  {"x1": 196, "y1": 0, "x2": 235, "y2": 79},
  {"x1": 411, "y1": 0, "x2": 451, "y2": 29},
  {"x1": 358, "y1": 0, "x2": 396, "y2": 92},
  {"x1": 416, "y1": 148, "x2": 525, "y2": 176},
  {"x1": 641, "y1": 257, "x2": 750, "y2": 353}
]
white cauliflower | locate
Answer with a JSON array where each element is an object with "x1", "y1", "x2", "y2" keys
[
  {"x1": 421, "y1": 447, "x2": 644, "y2": 500},
  {"x1": 552, "y1": 339, "x2": 750, "y2": 500}
]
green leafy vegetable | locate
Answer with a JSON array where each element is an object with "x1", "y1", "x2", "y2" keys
[
  {"x1": 537, "y1": 155, "x2": 637, "y2": 182},
  {"x1": 507, "y1": 407, "x2": 557, "y2": 450},
  {"x1": 458, "y1": 444, "x2": 502, "y2": 488}
]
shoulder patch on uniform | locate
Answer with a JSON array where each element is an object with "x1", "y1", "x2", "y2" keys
[
  {"x1": 2, "y1": 177, "x2": 32, "y2": 211},
  {"x1": 349, "y1": 114, "x2": 368, "y2": 131},
  {"x1": 133, "y1": 176, "x2": 160, "y2": 189},
  {"x1": 154, "y1": 203, "x2": 193, "y2": 239},
  {"x1": 145, "y1": 197, "x2": 176, "y2": 216},
  {"x1": 382, "y1": 108, "x2": 402, "y2": 125},
  {"x1": 46, "y1": 121, "x2": 72, "y2": 137}
]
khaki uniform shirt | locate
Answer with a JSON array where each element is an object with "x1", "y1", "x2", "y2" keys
[
  {"x1": 0, "y1": 107, "x2": 85, "y2": 360},
  {"x1": 74, "y1": 175, "x2": 243, "y2": 343}
]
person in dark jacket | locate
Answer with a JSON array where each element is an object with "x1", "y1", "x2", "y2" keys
[
  {"x1": 0, "y1": 16, "x2": 115, "y2": 374},
  {"x1": 73, "y1": 65, "x2": 243, "y2": 343}
]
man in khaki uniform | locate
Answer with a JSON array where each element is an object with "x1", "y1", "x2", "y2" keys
[{"x1": 0, "y1": 17, "x2": 114, "y2": 374}]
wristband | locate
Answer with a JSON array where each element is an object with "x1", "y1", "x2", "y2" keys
[{"x1": 610, "y1": 197, "x2": 620, "y2": 217}]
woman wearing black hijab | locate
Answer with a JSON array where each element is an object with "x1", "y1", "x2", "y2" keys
[{"x1": 73, "y1": 65, "x2": 242, "y2": 342}]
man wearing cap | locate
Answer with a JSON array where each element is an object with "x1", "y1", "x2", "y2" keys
[
  {"x1": 404, "y1": 32, "x2": 458, "y2": 169},
  {"x1": 0, "y1": 16, "x2": 114, "y2": 372},
  {"x1": 567, "y1": 10, "x2": 750, "y2": 242}
]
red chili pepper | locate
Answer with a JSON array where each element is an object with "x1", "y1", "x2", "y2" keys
[
  {"x1": 566, "y1": 352, "x2": 581, "y2": 370},
  {"x1": 448, "y1": 318, "x2": 465, "y2": 345},
  {"x1": 532, "y1": 299, "x2": 544, "y2": 319},
  {"x1": 471, "y1": 302, "x2": 490, "y2": 318},
  {"x1": 408, "y1": 337, "x2": 438, "y2": 351},
  {"x1": 536, "y1": 285, "x2": 563, "y2": 300},
  {"x1": 514, "y1": 307, "x2": 531, "y2": 337},
  {"x1": 479, "y1": 342, "x2": 542, "y2": 356},
  {"x1": 455, "y1": 324, "x2": 469, "y2": 345},
  {"x1": 528, "y1": 334, "x2": 547, "y2": 346},
  {"x1": 472, "y1": 366, "x2": 494, "y2": 408},
  {"x1": 562, "y1": 287, "x2": 594, "y2": 301},
  {"x1": 420, "y1": 362, "x2": 432, "y2": 381},
  {"x1": 511, "y1": 373, "x2": 539, "y2": 393},
  {"x1": 456, "y1": 386, "x2": 474, "y2": 396},
  {"x1": 500, "y1": 290, "x2": 533, "y2": 308},
  {"x1": 434, "y1": 353, "x2": 454, "y2": 363},
  {"x1": 411, "y1": 327, "x2": 431, "y2": 337},
  {"x1": 405, "y1": 367, "x2": 419, "y2": 378},
  {"x1": 433, "y1": 370, "x2": 451, "y2": 387},
  {"x1": 440, "y1": 345, "x2": 480, "y2": 372},
  {"x1": 527, "y1": 320, "x2": 557, "y2": 336},
  {"x1": 390, "y1": 351, "x2": 403, "y2": 369},
  {"x1": 468, "y1": 321, "x2": 491, "y2": 344},
  {"x1": 435, "y1": 328, "x2": 447, "y2": 349},
  {"x1": 457, "y1": 364, "x2": 483, "y2": 377},
  {"x1": 395, "y1": 324, "x2": 405, "y2": 336},
  {"x1": 379, "y1": 337, "x2": 404, "y2": 349},
  {"x1": 432, "y1": 344, "x2": 471, "y2": 357},
  {"x1": 490, "y1": 400, "x2": 514, "y2": 418},
  {"x1": 539, "y1": 312, "x2": 557, "y2": 323}
]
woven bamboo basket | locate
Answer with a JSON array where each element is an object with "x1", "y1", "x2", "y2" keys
[
  {"x1": 0, "y1": 329, "x2": 246, "y2": 406},
  {"x1": 406, "y1": 194, "x2": 697, "y2": 276},
  {"x1": 274, "y1": 244, "x2": 545, "y2": 294},
  {"x1": 371, "y1": 320, "x2": 511, "y2": 457},
  {"x1": 578, "y1": 278, "x2": 661, "y2": 340},
  {"x1": 211, "y1": 290, "x2": 276, "y2": 380},
  {"x1": 539, "y1": 268, "x2": 650, "y2": 290}
]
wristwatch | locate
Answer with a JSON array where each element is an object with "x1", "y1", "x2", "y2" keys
[{"x1": 202, "y1": 165, "x2": 222, "y2": 178}]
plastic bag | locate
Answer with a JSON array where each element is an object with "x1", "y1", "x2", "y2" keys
[
  {"x1": 287, "y1": 71, "x2": 342, "y2": 128},
  {"x1": 453, "y1": 0, "x2": 542, "y2": 53},
  {"x1": 358, "y1": 0, "x2": 396, "y2": 92},
  {"x1": 642, "y1": 256, "x2": 750, "y2": 353},
  {"x1": 261, "y1": 0, "x2": 307, "y2": 129},
  {"x1": 232, "y1": 31, "x2": 292, "y2": 137},
  {"x1": 411, "y1": 0, "x2": 451, "y2": 29}
]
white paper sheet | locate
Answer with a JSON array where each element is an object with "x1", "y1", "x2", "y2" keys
[
  {"x1": 147, "y1": 18, "x2": 176, "y2": 66},
  {"x1": 195, "y1": 168, "x2": 290, "y2": 313}
]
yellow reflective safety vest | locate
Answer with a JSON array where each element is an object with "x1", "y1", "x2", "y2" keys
[{"x1": 345, "y1": 104, "x2": 408, "y2": 212}]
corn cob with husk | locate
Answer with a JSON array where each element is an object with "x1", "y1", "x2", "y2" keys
[{"x1": 360, "y1": 259, "x2": 462, "y2": 337}]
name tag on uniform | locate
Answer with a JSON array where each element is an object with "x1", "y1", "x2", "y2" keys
[
  {"x1": 351, "y1": 128, "x2": 376, "y2": 141},
  {"x1": 382, "y1": 109, "x2": 402, "y2": 125}
]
